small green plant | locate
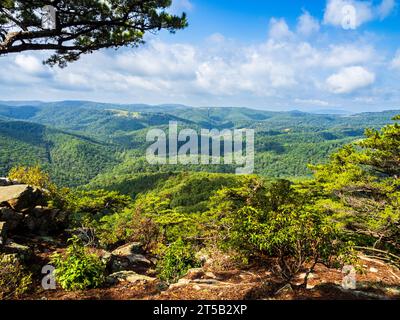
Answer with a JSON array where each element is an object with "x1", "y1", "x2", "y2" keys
[
  {"x1": 51, "y1": 236, "x2": 106, "y2": 291},
  {"x1": 0, "y1": 254, "x2": 32, "y2": 300},
  {"x1": 157, "y1": 238, "x2": 200, "y2": 283}
]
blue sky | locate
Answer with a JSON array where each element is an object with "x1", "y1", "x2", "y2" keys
[{"x1": 1, "y1": 0, "x2": 400, "y2": 112}]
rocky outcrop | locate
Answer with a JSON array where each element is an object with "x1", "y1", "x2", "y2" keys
[
  {"x1": 0, "y1": 185, "x2": 46, "y2": 212},
  {"x1": 24, "y1": 206, "x2": 67, "y2": 235},
  {"x1": 0, "y1": 177, "x2": 16, "y2": 187},
  {"x1": 105, "y1": 242, "x2": 153, "y2": 273},
  {"x1": 0, "y1": 185, "x2": 67, "y2": 237},
  {"x1": 0, "y1": 207, "x2": 23, "y2": 231},
  {"x1": 1, "y1": 240, "x2": 33, "y2": 261},
  {"x1": 106, "y1": 271, "x2": 157, "y2": 285}
]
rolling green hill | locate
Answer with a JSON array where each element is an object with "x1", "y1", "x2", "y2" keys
[
  {"x1": 0, "y1": 101, "x2": 399, "y2": 187},
  {"x1": 0, "y1": 118, "x2": 118, "y2": 186}
]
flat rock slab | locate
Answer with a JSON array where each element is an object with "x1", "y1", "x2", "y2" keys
[
  {"x1": 107, "y1": 271, "x2": 157, "y2": 284},
  {"x1": 112, "y1": 242, "x2": 143, "y2": 256},
  {"x1": 0, "y1": 185, "x2": 45, "y2": 212}
]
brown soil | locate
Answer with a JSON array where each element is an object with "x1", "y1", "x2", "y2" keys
[{"x1": 24, "y1": 254, "x2": 400, "y2": 301}]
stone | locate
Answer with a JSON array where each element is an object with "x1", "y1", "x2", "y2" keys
[
  {"x1": 24, "y1": 206, "x2": 67, "y2": 235},
  {"x1": 106, "y1": 271, "x2": 156, "y2": 285},
  {"x1": 109, "y1": 253, "x2": 152, "y2": 272},
  {"x1": 185, "y1": 268, "x2": 204, "y2": 280},
  {"x1": 369, "y1": 267, "x2": 378, "y2": 273},
  {"x1": 168, "y1": 278, "x2": 191, "y2": 290},
  {"x1": 3, "y1": 240, "x2": 32, "y2": 261},
  {"x1": 204, "y1": 271, "x2": 218, "y2": 280},
  {"x1": 0, "y1": 221, "x2": 7, "y2": 245},
  {"x1": 0, "y1": 207, "x2": 23, "y2": 231},
  {"x1": 112, "y1": 242, "x2": 143, "y2": 256},
  {"x1": 0, "y1": 178, "x2": 14, "y2": 186},
  {"x1": 109, "y1": 243, "x2": 150, "y2": 272},
  {"x1": 0, "y1": 185, "x2": 46, "y2": 212},
  {"x1": 275, "y1": 283, "x2": 293, "y2": 295}
]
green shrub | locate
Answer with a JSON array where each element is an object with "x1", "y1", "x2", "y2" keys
[
  {"x1": 157, "y1": 239, "x2": 200, "y2": 283},
  {"x1": 51, "y1": 237, "x2": 106, "y2": 291},
  {"x1": 211, "y1": 179, "x2": 354, "y2": 284},
  {"x1": 97, "y1": 207, "x2": 162, "y2": 250},
  {"x1": 0, "y1": 254, "x2": 32, "y2": 300}
]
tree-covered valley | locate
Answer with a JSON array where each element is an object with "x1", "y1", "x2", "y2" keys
[{"x1": 0, "y1": 101, "x2": 398, "y2": 186}]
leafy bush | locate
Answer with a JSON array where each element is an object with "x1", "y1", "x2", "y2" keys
[
  {"x1": 211, "y1": 178, "x2": 354, "y2": 284},
  {"x1": 97, "y1": 207, "x2": 162, "y2": 251},
  {"x1": 51, "y1": 237, "x2": 106, "y2": 291},
  {"x1": 157, "y1": 239, "x2": 200, "y2": 283},
  {"x1": 310, "y1": 115, "x2": 400, "y2": 253},
  {"x1": 0, "y1": 254, "x2": 32, "y2": 300}
]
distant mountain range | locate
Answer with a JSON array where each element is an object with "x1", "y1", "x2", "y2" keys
[{"x1": 0, "y1": 100, "x2": 399, "y2": 187}]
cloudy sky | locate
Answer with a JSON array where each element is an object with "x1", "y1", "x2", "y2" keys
[{"x1": 1, "y1": 0, "x2": 400, "y2": 112}]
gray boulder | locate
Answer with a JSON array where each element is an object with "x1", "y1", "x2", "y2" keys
[
  {"x1": 0, "y1": 207, "x2": 23, "y2": 231},
  {"x1": 2, "y1": 240, "x2": 32, "y2": 261},
  {"x1": 24, "y1": 206, "x2": 67, "y2": 235},
  {"x1": 0, "y1": 178, "x2": 14, "y2": 187},
  {"x1": 107, "y1": 242, "x2": 151, "y2": 272},
  {"x1": 0, "y1": 185, "x2": 46, "y2": 212},
  {"x1": 112, "y1": 242, "x2": 143, "y2": 256},
  {"x1": 106, "y1": 271, "x2": 156, "y2": 285}
]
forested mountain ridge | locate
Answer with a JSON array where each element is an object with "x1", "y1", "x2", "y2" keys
[{"x1": 0, "y1": 101, "x2": 399, "y2": 186}]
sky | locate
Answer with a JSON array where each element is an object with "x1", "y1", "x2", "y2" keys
[{"x1": 1, "y1": 0, "x2": 400, "y2": 112}]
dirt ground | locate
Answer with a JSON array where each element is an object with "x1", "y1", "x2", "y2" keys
[{"x1": 25, "y1": 254, "x2": 400, "y2": 301}]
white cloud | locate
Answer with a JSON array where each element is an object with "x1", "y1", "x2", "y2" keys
[
  {"x1": 1, "y1": 10, "x2": 399, "y2": 112},
  {"x1": 326, "y1": 66, "x2": 375, "y2": 93},
  {"x1": 323, "y1": 44, "x2": 375, "y2": 67},
  {"x1": 323, "y1": 0, "x2": 396, "y2": 28},
  {"x1": 297, "y1": 11, "x2": 320, "y2": 36},
  {"x1": 14, "y1": 54, "x2": 46, "y2": 74},
  {"x1": 268, "y1": 18, "x2": 293, "y2": 40}
]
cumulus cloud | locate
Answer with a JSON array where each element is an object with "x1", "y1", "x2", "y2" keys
[
  {"x1": 14, "y1": 54, "x2": 47, "y2": 75},
  {"x1": 326, "y1": 66, "x2": 376, "y2": 93},
  {"x1": 323, "y1": 44, "x2": 375, "y2": 67},
  {"x1": 0, "y1": 8, "x2": 399, "y2": 111},
  {"x1": 297, "y1": 11, "x2": 320, "y2": 36},
  {"x1": 268, "y1": 18, "x2": 294, "y2": 40},
  {"x1": 323, "y1": 0, "x2": 396, "y2": 28}
]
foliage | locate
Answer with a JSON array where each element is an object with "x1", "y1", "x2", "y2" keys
[
  {"x1": 157, "y1": 238, "x2": 200, "y2": 283},
  {"x1": 0, "y1": 254, "x2": 32, "y2": 300},
  {"x1": 51, "y1": 237, "x2": 106, "y2": 291},
  {"x1": 310, "y1": 115, "x2": 400, "y2": 252},
  {"x1": 66, "y1": 189, "x2": 132, "y2": 217},
  {"x1": 0, "y1": 0, "x2": 187, "y2": 67},
  {"x1": 97, "y1": 207, "x2": 162, "y2": 251},
  {"x1": 9, "y1": 165, "x2": 56, "y2": 191},
  {"x1": 210, "y1": 178, "x2": 354, "y2": 283}
]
